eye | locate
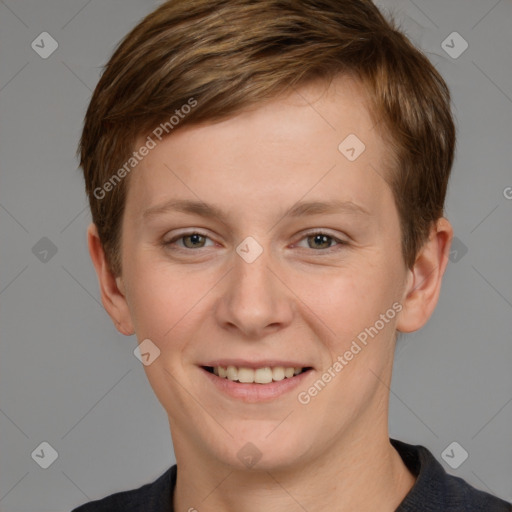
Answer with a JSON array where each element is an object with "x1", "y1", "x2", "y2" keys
[
  {"x1": 164, "y1": 231, "x2": 215, "y2": 250},
  {"x1": 295, "y1": 230, "x2": 348, "y2": 251},
  {"x1": 163, "y1": 229, "x2": 347, "y2": 253}
]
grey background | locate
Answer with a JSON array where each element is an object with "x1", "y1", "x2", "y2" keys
[{"x1": 0, "y1": 0, "x2": 511, "y2": 510}]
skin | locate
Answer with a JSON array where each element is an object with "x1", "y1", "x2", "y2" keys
[{"x1": 88, "y1": 75, "x2": 453, "y2": 512}]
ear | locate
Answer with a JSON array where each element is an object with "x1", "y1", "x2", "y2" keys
[
  {"x1": 87, "y1": 222, "x2": 135, "y2": 336},
  {"x1": 396, "y1": 217, "x2": 453, "y2": 333}
]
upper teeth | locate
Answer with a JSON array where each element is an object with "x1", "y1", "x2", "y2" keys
[{"x1": 213, "y1": 366, "x2": 303, "y2": 384}]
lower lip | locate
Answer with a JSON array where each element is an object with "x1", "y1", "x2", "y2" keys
[{"x1": 200, "y1": 367, "x2": 314, "y2": 403}]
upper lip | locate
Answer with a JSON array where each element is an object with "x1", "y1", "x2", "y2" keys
[{"x1": 201, "y1": 359, "x2": 313, "y2": 369}]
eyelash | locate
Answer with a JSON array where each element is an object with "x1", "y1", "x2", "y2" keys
[{"x1": 163, "y1": 230, "x2": 348, "y2": 253}]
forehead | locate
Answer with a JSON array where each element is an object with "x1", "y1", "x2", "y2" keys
[{"x1": 124, "y1": 75, "x2": 394, "y2": 223}]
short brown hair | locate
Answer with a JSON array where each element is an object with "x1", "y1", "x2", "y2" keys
[{"x1": 79, "y1": 0, "x2": 455, "y2": 276}]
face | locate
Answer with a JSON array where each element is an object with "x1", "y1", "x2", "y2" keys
[{"x1": 90, "y1": 76, "x2": 449, "y2": 472}]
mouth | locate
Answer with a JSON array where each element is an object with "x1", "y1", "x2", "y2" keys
[
  {"x1": 197, "y1": 359, "x2": 316, "y2": 402},
  {"x1": 199, "y1": 364, "x2": 314, "y2": 402},
  {"x1": 201, "y1": 365, "x2": 313, "y2": 384}
]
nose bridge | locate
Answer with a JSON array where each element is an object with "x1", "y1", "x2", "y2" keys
[{"x1": 235, "y1": 240, "x2": 272, "y2": 293}]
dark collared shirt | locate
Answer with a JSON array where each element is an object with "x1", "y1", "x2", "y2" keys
[{"x1": 71, "y1": 438, "x2": 511, "y2": 511}]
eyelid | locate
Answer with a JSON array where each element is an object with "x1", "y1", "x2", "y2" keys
[
  {"x1": 292, "y1": 229, "x2": 348, "y2": 249},
  {"x1": 164, "y1": 229, "x2": 215, "y2": 248},
  {"x1": 163, "y1": 228, "x2": 348, "y2": 251}
]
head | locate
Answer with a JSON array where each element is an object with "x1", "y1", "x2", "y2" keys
[{"x1": 82, "y1": 0, "x2": 454, "y2": 471}]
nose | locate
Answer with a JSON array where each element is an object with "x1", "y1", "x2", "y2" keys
[{"x1": 215, "y1": 241, "x2": 294, "y2": 339}]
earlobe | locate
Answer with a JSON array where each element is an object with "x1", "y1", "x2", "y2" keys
[
  {"x1": 396, "y1": 218, "x2": 453, "y2": 333},
  {"x1": 87, "y1": 223, "x2": 135, "y2": 336}
]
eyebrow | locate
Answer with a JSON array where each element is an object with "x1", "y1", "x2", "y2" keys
[{"x1": 142, "y1": 198, "x2": 371, "y2": 223}]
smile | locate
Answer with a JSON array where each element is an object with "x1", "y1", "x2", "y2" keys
[
  {"x1": 203, "y1": 365, "x2": 311, "y2": 384},
  {"x1": 200, "y1": 365, "x2": 314, "y2": 402}
]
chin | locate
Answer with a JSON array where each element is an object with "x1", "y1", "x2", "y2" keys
[{"x1": 215, "y1": 428, "x2": 311, "y2": 473}]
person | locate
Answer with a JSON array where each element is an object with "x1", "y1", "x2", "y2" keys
[{"x1": 72, "y1": 0, "x2": 512, "y2": 510}]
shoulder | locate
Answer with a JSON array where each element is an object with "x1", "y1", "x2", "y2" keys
[
  {"x1": 392, "y1": 439, "x2": 512, "y2": 512},
  {"x1": 70, "y1": 465, "x2": 176, "y2": 512},
  {"x1": 438, "y1": 468, "x2": 512, "y2": 511}
]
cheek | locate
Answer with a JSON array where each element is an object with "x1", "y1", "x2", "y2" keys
[
  {"x1": 126, "y1": 256, "x2": 223, "y2": 353},
  {"x1": 292, "y1": 257, "x2": 401, "y2": 341},
  {"x1": 125, "y1": 259, "x2": 186, "y2": 339}
]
